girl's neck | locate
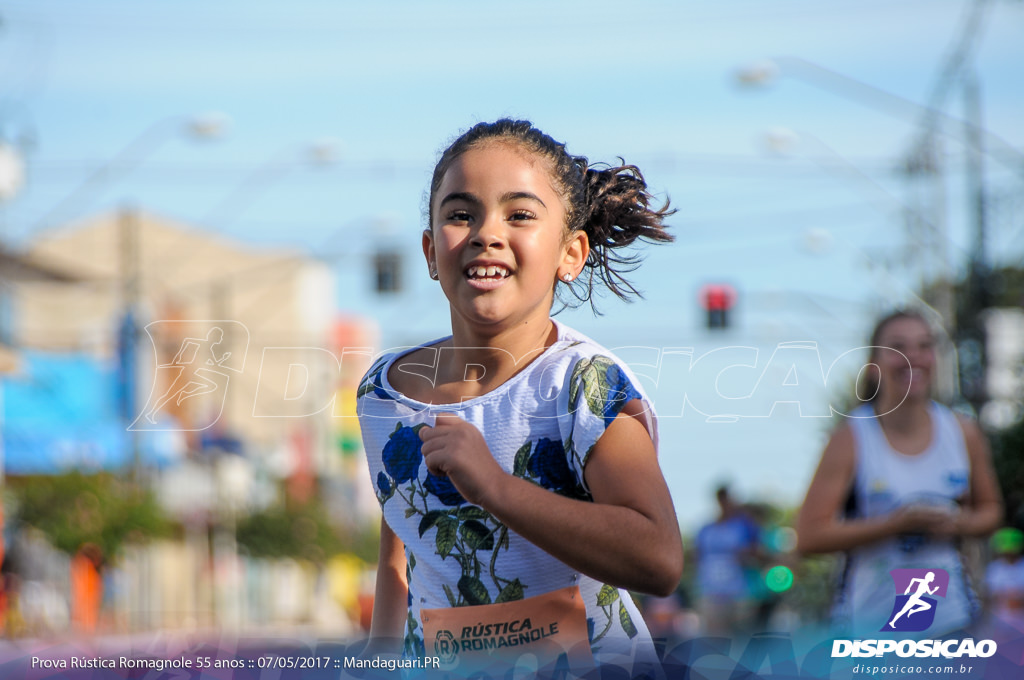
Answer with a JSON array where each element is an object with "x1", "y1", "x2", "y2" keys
[{"x1": 440, "y1": 317, "x2": 558, "y2": 389}]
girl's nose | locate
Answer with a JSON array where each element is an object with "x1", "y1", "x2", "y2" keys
[{"x1": 470, "y1": 215, "x2": 506, "y2": 249}]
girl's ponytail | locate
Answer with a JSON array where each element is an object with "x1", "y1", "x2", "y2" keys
[{"x1": 573, "y1": 163, "x2": 675, "y2": 306}]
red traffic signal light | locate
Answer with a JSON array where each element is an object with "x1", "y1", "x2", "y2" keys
[{"x1": 699, "y1": 283, "x2": 736, "y2": 329}]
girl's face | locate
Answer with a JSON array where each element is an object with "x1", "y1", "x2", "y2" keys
[
  {"x1": 423, "y1": 142, "x2": 587, "y2": 335},
  {"x1": 871, "y1": 316, "x2": 936, "y2": 403}
]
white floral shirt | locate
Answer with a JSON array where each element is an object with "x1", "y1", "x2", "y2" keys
[{"x1": 358, "y1": 321, "x2": 662, "y2": 672}]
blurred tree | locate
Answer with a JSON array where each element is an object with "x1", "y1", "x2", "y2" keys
[
  {"x1": 788, "y1": 553, "x2": 840, "y2": 625},
  {"x1": 925, "y1": 263, "x2": 1024, "y2": 528},
  {"x1": 991, "y1": 415, "x2": 1024, "y2": 529},
  {"x1": 951, "y1": 265, "x2": 1024, "y2": 323},
  {"x1": 757, "y1": 505, "x2": 839, "y2": 626},
  {"x1": 8, "y1": 472, "x2": 172, "y2": 557},
  {"x1": 235, "y1": 498, "x2": 378, "y2": 563},
  {"x1": 680, "y1": 501, "x2": 842, "y2": 628}
]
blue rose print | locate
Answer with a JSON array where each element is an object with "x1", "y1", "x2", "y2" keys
[
  {"x1": 382, "y1": 424, "x2": 423, "y2": 483},
  {"x1": 424, "y1": 472, "x2": 465, "y2": 506},
  {"x1": 603, "y1": 363, "x2": 641, "y2": 427},
  {"x1": 376, "y1": 471, "x2": 393, "y2": 496},
  {"x1": 527, "y1": 437, "x2": 576, "y2": 494}
]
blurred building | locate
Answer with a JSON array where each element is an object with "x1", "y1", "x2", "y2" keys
[
  {"x1": 8, "y1": 208, "x2": 367, "y2": 496},
  {"x1": 1, "y1": 209, "x2": 390, "y2": 634},
  {"x1": 983, "y1": 308, "x2": 1024, "y2": 430},
  {"x1": 0, "y1": 246, "x2": 78, "y2": 372}
]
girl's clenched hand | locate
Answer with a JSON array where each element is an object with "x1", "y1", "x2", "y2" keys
[{"x1": 418, "y1": 413, "x2": 506, "y2": 507}]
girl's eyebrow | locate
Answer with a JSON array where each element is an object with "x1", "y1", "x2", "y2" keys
[
  {"x1": 439, "y1": 191, "x2": 480, "y2": 208},
  {"x1": 439, "y1": 191, "x2": 547, "y2": 209},
  {"x1": 499, "y1": 191, "x2": 546, "y2": 208}
]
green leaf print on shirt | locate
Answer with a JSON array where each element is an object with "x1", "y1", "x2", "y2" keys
[
  {"x1": 459, "y1": 520, "x2": 495, "y2": 551},
  {"x1": 568, "y1": 355, "x2": 617, "y2": 422},
  {"x1": 590, "y1": 584, "x2": 637, "y2": 642},
  {"x1": 458, "y1": 575, "x2": 492, "y2": 606},
  {"x1": 569, "y1": 355, "x2": 642, "y2": 429},
  {"x1": 434, "y1": 516, "x2": 458, "y2": 558},
  {"x1": 496, "y1": 579, "x2": 525, "y2": 603},
  {"x1": 596, "y1": 584, "x2": 618, "y2": 607},
  {"x1": 619, "y1": 599, "x2": 638, "y2": 638},
  {"x1": 513, "y1": 441, "x2": 532, "y2": 477}
]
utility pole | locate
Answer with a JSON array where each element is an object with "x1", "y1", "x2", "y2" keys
[
  {"x1": 908, "y1": 0, "x2": 994, "y2": 415},
  {"x1": 959, "y1": 69, "x2": 991, "y2": 415},
  {"x1": 118, "y1": 206, "x2": 143, "y2": 484}
]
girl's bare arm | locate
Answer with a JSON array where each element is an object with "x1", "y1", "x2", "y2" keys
[
  {"x1": 420, "y1": 401, "x2": 683, "y2": 596},
  {"x1": 367, "y1": 518, "x2": 408, "y2": 653}
]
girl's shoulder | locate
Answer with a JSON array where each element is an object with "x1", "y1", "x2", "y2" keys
[
  {"x1": 547, "y1": 321, "x2": 620, "y2": 362},
  {"x1": 550, "y1": 322, "x2": 651, "y2": 410},
  {"x1": 549, "y1": 322, "x2": 658, "y2": 460},
  {"x1": 544, "y1": 322, "x2": 637, "y2": 385},
  {"x1": 355, "y1": 336, "x2": 450, "y2": 404}
]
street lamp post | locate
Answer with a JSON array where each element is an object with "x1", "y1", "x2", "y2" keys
[
  {"x1": 33, "y1": 112, "x2": 230, "y2": 233},
  {"x1": 137, "y1": 138, "x2": 339, "y2": 628},
  {"x1": 201, "y1": 138, "x2": 339, "y2": 230},
  {"x1": 735, "y1": 56, "x2": 1023, "y2": 176},
  {"x1": 0, "y1": 139, "x2": 26, "y2": 593},
  {"x1": 759, "y1": 127, "x2": 960, "y2": 402},
  {"x1": 735, "y1": 57, "x2": 959, "y2": 332},
  {"x1": 51, "y1": 115, "x2": 232, "y2": 485}
]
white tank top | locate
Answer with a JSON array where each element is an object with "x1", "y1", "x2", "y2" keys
[{"x1": 833, "y1": 402, "x2": 976, "y2": 636}]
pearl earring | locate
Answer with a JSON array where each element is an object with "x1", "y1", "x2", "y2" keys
[
  {"x1": 562, "y1": 273, "x2": 573, "y2": 282},
  {"x1": 429, "y1": 266, "x2": 438, "y2": 280}
]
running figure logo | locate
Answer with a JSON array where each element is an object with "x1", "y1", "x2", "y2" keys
[
  {"x1": 131, "y1": 321, "x2": 249, "y2": 431},
  {"x1": 882, "y1": 568, "x2": 950, "y2": 632}
]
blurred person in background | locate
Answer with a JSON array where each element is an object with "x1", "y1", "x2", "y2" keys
[
  {"x1": 796, "y1": 310, "x2": 1002, "y2": 636},
  {"x1": 985, "y1": 527, "x2": 1024, "y2": 632},
  {"x1": 641, "y1": 590, "x2": 699, "y2": 646},
  {"x1": 70, "y1": 543, "x2": 104, "y2": 634},
  {"x1": 694, "y1": 485, "x2": 761, "y2": 636}
]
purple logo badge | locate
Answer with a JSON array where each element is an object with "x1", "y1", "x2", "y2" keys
[{"x1": 882, "y1": 568, "x2": 949, "y2": 632}]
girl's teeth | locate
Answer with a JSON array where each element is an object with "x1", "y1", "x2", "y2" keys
[{"x1": 468, "y1": 266, "x2": 507, "y2": 278}]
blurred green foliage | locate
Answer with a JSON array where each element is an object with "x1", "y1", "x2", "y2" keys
[
  {"x1": 752, "y1": 504, "x2": 838, "y2": 625},
  {"x1": 786, "y1": 553, "x2": 840, "y2": 625},
  {"x1": 955, "y1": 265, "x2": 1024, "y2": 328},
  {"x1": 678, "y1": 503, "x2": 840, "y2": 626},
  {"x1": 7, "y1": 472, "x2": 380, "y2": 564},
  {"x1": 991, "y1": 414, "x2": 1024, "y2": 529},
  {"x1": 8, "y1": 472, "x2": 172, "y2": 558},
  {"x1": 235, "y1": 500, "x2": 378, "y2": 564}
]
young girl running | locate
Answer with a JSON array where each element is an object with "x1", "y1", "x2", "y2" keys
[{"x1": 357, "y1": 119, "x2": 683, "y2": 675}]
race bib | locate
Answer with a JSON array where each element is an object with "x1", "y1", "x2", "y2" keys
[{"x1": 421, "y1": 585, "x2": 594, "y2": 672}]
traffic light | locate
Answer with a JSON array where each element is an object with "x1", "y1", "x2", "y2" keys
[
  {"x1": 764, "y1": 565, "x2": 794, "y2": 593},
  {"x1": 699, "y1": 283, "x2": 736, "y2": 330},
  {"x1": 374, "y1": 250, "x2": 403, "y2": 294}
]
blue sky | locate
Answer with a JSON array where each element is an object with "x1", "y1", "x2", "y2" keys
[{"x1": 2, "y1": 0, "x2": 1022, "y2": 529}]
